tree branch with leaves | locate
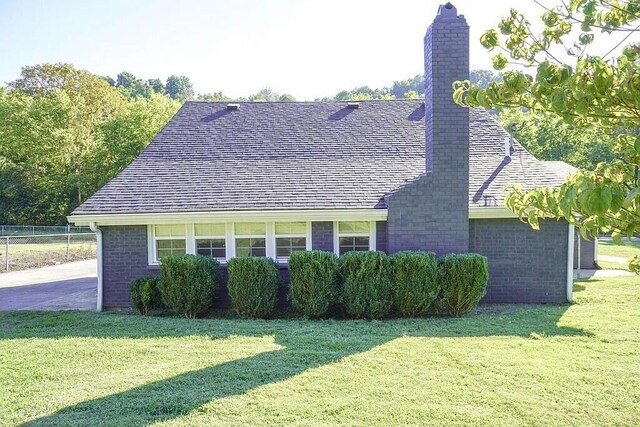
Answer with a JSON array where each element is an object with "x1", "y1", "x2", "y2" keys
[{"x1": 453, "y1": 0, "x2": 640, "y2": 271}]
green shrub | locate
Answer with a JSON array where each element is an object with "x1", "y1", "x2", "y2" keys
[
  {"x1": 130, "y1": 277, "x2": 162, "y2": 315},
  {"x1": 158, "y1": 255, "x2": 220, "y2": 318},
  {"x1": 339, "y1": 251, "x2": 393, "y2": 319},
  {"x1": 391, "y1": 251, "x2": 439, "y2": 317},
  {"x1": 227, "y1": 257, "x2": 279, "y2": 318},
  {"x1": 438, "y1": 253, "x2": 489, "y2": 317},
  {"x1": 288, "y1": 251, "x2": 339, "y2": 318}
]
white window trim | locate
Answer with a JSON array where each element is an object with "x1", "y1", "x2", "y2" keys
[
  {"x1": 274, "y1": 221, "x2": 312, "y2": 263},
  {"x1": 333, "y1": 221, "x2": 376, "y2": 255},
  {"x1": 147, "y1": 221, "x2": 317, "y2": 266},
  {"x1": 194, "y1": 224, "x2": 227, "y2": 262},
  {"x1": 234, "y1": 222, "x2": 268, "y2": 258},
  {"x1": 148, "y1": 224, "x2": 188, "y2": 265}
]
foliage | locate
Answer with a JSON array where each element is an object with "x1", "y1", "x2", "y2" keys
[
  {"x1": 158, "y1": 254, "x2": 219, "y2": 318},
  {"x1": 339, "y1": 251, "x2": 393, "y2": 319},
  {"x1": 391, "y1": 251, "x2": 439, "y2": 317},
  {"x1": 165, "y1": 75, "x2": 194, "y2": 101},
  {"x1": 324, "y1": 70, "x2": 502, "y2": 101},
  {"x1": 500, "y1": 108, "x2": 615, "y2": 170},
  {"x1": 0, "y1": 64, "x2": 179, "y2": 224},
  {"x1": 0, "y1": 65, "x2": 127, "y2": 224},
  {"x1": 227, "y1": 257, "x2": 279, "y2": 318},
  {"x1": 452, "y1": 1, "x2": 640, "y2": 272},
  {"x1": 92, "y1": 94, "x2": 180, "y2": 188},
  {"x1": 437, "y1": 254, "x2": 489, "y2": 317},
  {"x1": 288, "y1": 250, "x2": 339, "y2": 318},
  {"x1": 130, "y1": 277, "x2": 163, "y2": 315},
  {"x1": 247, "y1": 87, "x2": 296, "y2": 102}
]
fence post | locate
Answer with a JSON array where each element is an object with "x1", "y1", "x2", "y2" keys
[
  {"x1": 66, "y1": 233, "x2": 71, "y2": 262},
  {"x1": 4, "y1": 236, "x2": 8, "y2": 272}
]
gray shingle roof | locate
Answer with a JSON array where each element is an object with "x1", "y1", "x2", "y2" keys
[
  {"x1": 542, "y1": 160, "x2": 578, "y2": 178},
  {"x1": 73, "y1": 100, "x2": 566, "y2": 214}
]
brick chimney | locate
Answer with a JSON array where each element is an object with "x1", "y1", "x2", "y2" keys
[
  {"x1": 386, "y1": 3, "x2": 470, "y2": 255},
  {"x1": 424, "y1": 2, "x2": 469, "y2": 175}
]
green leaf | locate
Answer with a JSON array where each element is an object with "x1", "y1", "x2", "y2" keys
[
  {"x1": 587, "y1": 187, "x2": 612, "y2": 215},
  {"x1": 634, "y1": 135, "x2": 640, "y2": 155},
  {"x1": 480, "y1": 30, "x2": 499, "y2": 50},
  {"x1": 492, "y1": 53, "x2": 508, "y2": 70},
  {"x1": 578, "y1": 33, "x2": 594, "y2": 45},
  {"x1": 612, "y1": 231, "x2": 622, "y2": 245}
]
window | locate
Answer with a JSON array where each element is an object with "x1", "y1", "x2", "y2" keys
[
  {"x1": 235, "y1": 222, "x2": 266, "y2": 257},
  {"x1": 154, "y1": 224, "x2": 186, "y2": 261},
  {"x1": 195, "y1": 223, "x2": 226, "y2": 260},
  {"x1": 337, "y1": 221, "x2": 371, "y2": 255},
  {"x1": 275, "y1": 222, "x2": 307, "y2": 261}
]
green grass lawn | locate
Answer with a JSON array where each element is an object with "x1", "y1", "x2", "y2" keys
[
  {"x1": 598, "y1": 239, "x2": 640, "y2": 259},
  {"x1": 2, "y1": 276, "x2": 639, "y2": 426}
]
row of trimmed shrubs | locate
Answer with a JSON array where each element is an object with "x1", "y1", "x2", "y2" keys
[{"x1": 130, "y1": 251, "x2": 489, "y2": 319}]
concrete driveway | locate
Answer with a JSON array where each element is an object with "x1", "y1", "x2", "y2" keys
[{"x1": 0, "y1": 260, "x2": 97, "y2": 310}]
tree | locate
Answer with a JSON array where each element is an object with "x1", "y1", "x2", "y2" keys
[
  {"x1": 0, "y1": 64, "x2": 179, "y2": 225},
  {"x1": 116, "y1": 71, "x2": 138, "y2": 88},
  {"x1": 499, "y1": 108, "x2": 615, "y2": 170},
  {"x1": 5, "y1": 64, "x2": 126, "y2": 210},
  {"x1": 196, "y1": 92, "x2": 231, "y2": 101},
  {"x1": 147, "y1": 78, "x2": 165, "y2": 94},
  {"x1": 452, "y1": 0, "x2": 640, "y2": 270},
  {"x1": 165, "y1": 75, "x2": 194, "y2": 101},
  {"x1": 91, "y1": 94, "x2": 180, "y2": 189}
]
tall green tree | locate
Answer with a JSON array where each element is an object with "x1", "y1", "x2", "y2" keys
[
  {"x1": 499, "y1": 108, "x2": 615, "y2": 170},
  {"x1": 452, "y1": 0, "x2": 640, "y2": 270},
  {"x1": 0, "y1": 64, "x2": 179, "y2": 225},
  {"x1": 91, "y1": 94, "x2": 180, "y2": 189},
  {"x1": 165, "y1": 75, "x2": 194, "y2": 101}
]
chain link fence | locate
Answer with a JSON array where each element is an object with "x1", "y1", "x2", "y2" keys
[
  {"x1": 1, "y1": 233, "x2": 96, "y2": 273},
  {"x1": 0, "y1": 225, "x2": 91, "y2": 236}
]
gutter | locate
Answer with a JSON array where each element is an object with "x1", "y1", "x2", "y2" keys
[{"x1": 89, "y1": 222, "x2": 103, "y2": 311}]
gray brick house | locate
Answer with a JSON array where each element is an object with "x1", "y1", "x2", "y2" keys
[{"x1": 68, "y1": 3, "x2": 578, "y2": 310}]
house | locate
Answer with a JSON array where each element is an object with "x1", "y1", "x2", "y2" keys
[{"x1": 68, "y1": 3, "x2": 577, "y2": 310}]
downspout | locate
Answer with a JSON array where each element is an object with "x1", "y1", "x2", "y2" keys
[
  {"x1": 89, "y1": 222, "x2": 103, "y2": 311},
  {"x1": 567, "y1": 223, "x2": 575, "y2": 303},
  {"x1": 577, "y1": 232, "x2": 581, "y2": 279}
]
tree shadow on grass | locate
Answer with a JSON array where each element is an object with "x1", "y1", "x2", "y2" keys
[{"x1": 10, "y1": 305, "x2": 589, "y2": 426}]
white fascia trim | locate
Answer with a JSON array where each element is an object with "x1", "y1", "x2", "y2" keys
[
  {"x1": 68, "y1": 209, "x2": 389, "y2": 226},
  {"x1": 68, "y1": 206, "x2": 518, "y2": 226},
  {"x1": 567, "y1": 223, "x2": 575, "y2": 303}
]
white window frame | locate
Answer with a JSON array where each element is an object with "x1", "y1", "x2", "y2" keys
[
  {"x1": 148, "y1": 224, "x2": 188, "y2": 265},
  {"x1": 333, "y1": 221, "x2": 376, "y2": 255},
  {"x1": 233, "y1": 222, "x2": 268, "y2": 258},
  {"x1": 194, "y1": 223, "x2": 227, "y2": 262},
  {"x1": 147, "y1": 221, "x2": 315, "y2": 265},
  {"x1": 274, "y1": 221, "x2": 312, "y2": 263}
]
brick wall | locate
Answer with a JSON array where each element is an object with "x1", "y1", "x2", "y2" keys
[
  {"x1": 376, "y1": 221, "x2": 388, "y2": 253},
  {"x1": 102, "y1": 225, "x2": 155, "y2": 308},
  {"x1": 312, "y1": 221, "x2": 333, "y2": 251},
  {"x1": 469, "y1": 218, "x2": 569, "y2": 303},
  {"x1": 574, "y1": 234, "x2": 597, "y2": 269},
  {"x1": 102, "y1": 221, "x2": 335, "y2": 309},
  {"x1": 387, "y1": 4, "x2": 470, "y2": 256}
]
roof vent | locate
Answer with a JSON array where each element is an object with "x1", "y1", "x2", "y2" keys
[
  {"x1": 226, "y1": 103, "x2": 240, "y2": 110},
  {"x1": 347, "y1": 101, "x2": 359, "y2": 109}
]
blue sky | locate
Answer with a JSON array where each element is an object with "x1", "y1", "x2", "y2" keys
[{"x1": 0, "y1": 0, "x2": 605, "y2": 100}]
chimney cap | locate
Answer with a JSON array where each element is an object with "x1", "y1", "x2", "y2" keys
[
  {"x1": 226, "y1": 103, "x2": 240, "y2": 110},
  {"x1": 437, "y1": 2, "x2": 458, "y2": 18}
]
